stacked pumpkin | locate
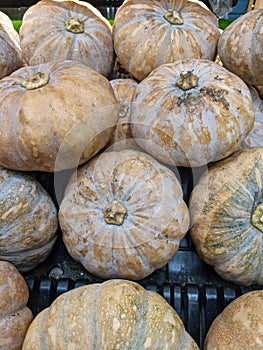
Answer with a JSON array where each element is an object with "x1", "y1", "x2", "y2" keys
[{"x1": 0, "y1": 0, "x2": 262, "y2": 348}]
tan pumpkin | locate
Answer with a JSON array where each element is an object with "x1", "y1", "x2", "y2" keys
[
  {"x1": 0, "y1": 166, "x2": 58, "y2": 271},
  {"x1": 0, "y1": 11, "x2": 24, "y2": 79},
  {"x1": 218, "y1": 9, "x2": 263, "y2": 86},
  {"x1": 112, "y1": 0, "x2": 220, "y2": 81},
  {"x1": 189, "y1": 147, "x2": 263, "y2": 286},
  {"x1": 0, "y1": 60, "x2": 118, "y2": 172},
  {"x1": 19, "y1": 0, "x2": 114, "y2": 77},
  {"x1": 0, "y1": 261, "x2": 33, "y2": 350},
  {"x1": 240, "y1": 85, "x2": 263, "y2": 149},
  {"x1": 130, "y1": 59, "x2": 254, "y2": 167},
  {"x1": 107, "y1": 78, "x2": 140, "y2": 151},
  {"x1": 59, "y1": 149, "x2": 190, "y2": 280},
  {"x1": 22, "y1": 279, "x2": 199, "y2": 350},
  {"x1": 204, "y1": 290, "x2": 263, "y2": 349}
]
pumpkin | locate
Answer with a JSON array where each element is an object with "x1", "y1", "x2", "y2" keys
[
  {"x1": 0, "y1": 60, "x2": 118, "y2": 172},
  {"x1": 239, "y1": 85, "x2": 263, "y2": 149},
  {"x1": 112, "y1": 0, "x2": 220, "y2": 81},
  {"x1": 58, "y1": 149, "x2": 190, "y2": 280},
  {"x1": 19, "y1": 0, "x2": 114, "y2": 77},
  {"x1": 0, "y1": 11, "x2": 24, "y2": 79},
  {"x1": 0, "y1": 261, "x2": 33, "y2": 350},
  {"x1": 255, "y1": 85, "x2": 263, "y2": 99},
  {"x1": 204, "y1": 290, "x2": 263, "y2": 349},
  {"x1": 0, "y1": 166, "x2": 58, "y2": 271},
  {"x1": 189, "y1": 147, "x2": 263, "y2": 286},
  {"x1": 130, "y1": 59, "x2": 254, "y2": 167},
  {"x1": 22, "y1": 279, "x2": 199, "y2": 350},
  {"x1": 107, "y1": 78, "x2": 140, "y2": 151},
  {"x1": 218, "y1": 9, "x2": 263, "y2": 86}
]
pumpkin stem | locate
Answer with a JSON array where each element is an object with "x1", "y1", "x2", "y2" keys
[
  {"x1": 65, "y1": 17, "x2": 84, "y2": 33},
  {"x1": 22, "y1": 72, "x2": 49, "y2": 90},
  {"x1": 251, "y1": 202, "x2": 263, "y2": 232},
  {"x1": 103, "y1": 200, "x2": 127, "y2": 226},
  {"x1": 164, "y1": 9, "x2": 183, "y2": 25},
  {"x1": 176, "y1": 70, "x2": 199, "y2": 91}
]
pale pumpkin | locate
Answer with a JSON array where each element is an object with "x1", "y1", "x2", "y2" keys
[
  {"x1": 59, "y1": 149, "x2": 190, "y2": 280},
  {"x1": 0, "y1": 166, "x2": 58, "y2": 271},
  {"x1": 19, "y1": 0, "x2": 114, "y2": 77},
  {"x1": 189, "y1": 147, "x2": 263, "y2": 286},
  {"x1": 22, "y1": 279, "x2": 199, "y2": 350},
  {"x1": 240, "y1": 85, "x2": 263, "y2": 149},
  {"x1": 107, "y1": 78, "x2": 139, "y2": 151},
  {"x1": 113, "y1": 0, "x2": 220, "y2": 81},
  {"x1": 0, "y1": 11, "x2": 24, "y2": 79},
  {"x1": 0, "y1": 261, "x2": 33, "y2": 350},
  {"x1": 204, "y1": 290, "x2": 263, "y2": 350},
  {"x1": 0, "y1": 60, "x2": 118, "y2": 172},
  {"x1": 218, "y1": 9, "x2": 263, "y2": 86},
  {"x1": 130, "y1": 59, "x2": 254, "y2": 167}
]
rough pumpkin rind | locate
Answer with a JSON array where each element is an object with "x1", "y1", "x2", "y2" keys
[
  {"x1": 19, "y1": 0, "x2": 114, "y2": 77},
  {"x1": 0, "y1": 166, "x2": 58, "y2": 271},
  {"x1": 0, "y1": 60, "x2": 118, "y2": 172},
  {"x1": 0, "y1": 11, "x2": 24, "y2": 79},
  {"x1": 130, "y1": 59, "x2": 254, "y2": 167},
  {"x1": 189, "y1": 147, "x2": 263, "y2": 286},
  {"x1": 58, "y1": 149, "x2": 190, "y2": 280},
  {"x1": 0, "y1": 261, "x2": 33, "y2": 350},
  {"x1": 204, "y1": 290, "x2": 263, "y2": 349},
  {"x1": 22, "y1": 279, "x2": 199, "y2": 350},
  {"x1": 218, "y1": 9, "x2": 263, "y2": 86},
  {"x1": 113, "y1": 0, "x2": 220, "y2": 81}
]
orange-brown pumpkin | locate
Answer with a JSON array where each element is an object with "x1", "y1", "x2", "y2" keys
[
  {"x1": 0, "y1": 60, "x2": 118, "y2": 172},
  {"x1": 0, "y1": 166, "x2": 58, "y2": 271},
  {"x1": 19, "y1": 0, "x2": 114, "y2": 77},
  {"x1": 218, "y1": 9, "x2": 263, "y2": 86},
  {"x1": 0, "y1": 11, "x2": 24, "y2": 79},
  {"x1": 130, "y1": 59, "x2": 254, "y2": 167},
  {"x1": 189, "y1": 147, "x2": 263, "y2": 286},
  {"x1": 59, "y1": 149, "x2": 190, "y2": 280},
  {"x1": 204, "y1": 290, "x2": 263, "y2": 349},
  {"x1": 0, "y1": 261, "x2": 33, "y2": 350},
  {"x1": 22, "y1": 279, "x2": 199, "y2": 350},
  {"x1": 113, "y1": 0, "x2": 220, "y2": 81},
  {"x1": 107, "y1": 78, "x2": 140, "y2": 151}
]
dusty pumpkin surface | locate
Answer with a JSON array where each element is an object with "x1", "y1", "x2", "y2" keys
[
  {"x1": 22, "y1": 279, "x2": 199, "y2": 350},
  {"x1": 130, "y1": 59, "x2": 254, "y2": 167},
  {"x1": 59, "y1": 149, "x2": 190, "y2": 280},
  {"x1": 113, "y1": 0, "x2": 220, "y2": 81},
  {"x1": 204, "y1": 290, "x2": 263, "y2": 349},
  {"x1": 0, "y1": 60, "x2": 118, "y2": 172},
  {"x1": 0, "y1": 261, "x2": 33, "y2": 350},
  {"x1": 218, "y1": 9, "x2": 263, "y2": 86},
  {"x1": 19, "y1": 0, "x2": 114, "y2": 77},
  {"x1": 190, "y1": 147, "x2": 263, "y2": 286},
  {"x1": 0, "y1": 166, "x2": 58, "y2": 271},
  {"x1": 0, "y1": 11, "x2": 24, "y2": 79}
]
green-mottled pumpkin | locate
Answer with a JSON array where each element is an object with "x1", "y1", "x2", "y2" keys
[
  {"x1": 0, "y1": 261, "x2": 33, "y2": 350},
  {"x1": 58, "y1": 149, "x2": 189, "y2": 280},
  {"x1": 22, "y1": 279, "x2": 199, "y2": 350},
  {"x1": 189, "y1": 147, "x2": 263, "y2": 286},
  {"x1": 19, "y1": 0, "x2": 114, "y2": 77},
  {"x1": 130, "y1": 59, "x2": 254, "y2": 167},
  {"x1": 0, "y1": 166, "x2": 58, "y2": 271}
]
